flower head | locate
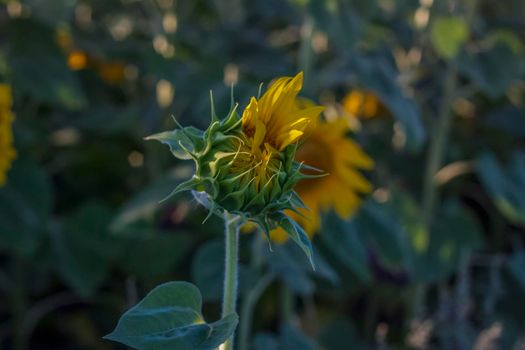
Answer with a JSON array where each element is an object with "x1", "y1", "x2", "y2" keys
[
  {"x1": 270, "y1": 114, "x2": 374, "y2": 242},
  {"x1": 0, "y1": 84, "x2": 17, "y2": 186},
  {"x1": 147, "y1": 72, "x2": 324, "y2": 265}
]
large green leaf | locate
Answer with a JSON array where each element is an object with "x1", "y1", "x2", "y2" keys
[{"x1": 104, "y1": 281, "x2": 238, "y2": 350}]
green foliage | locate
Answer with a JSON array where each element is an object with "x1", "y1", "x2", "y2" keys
[
  {"x1": 431, "y1": 16, "x2": 469, "y2": 59},
  {"x1": 105, "y1": 282, "x2": 238, "y2": 350},
  {"x1": 477, "y1": 152, "x2": 525, "y2": 225},
  {"x1": 0, "y1": 157, "x2": 51, "y2": 257},
  {"x1": 1, "y1": 0, "x2": 525, "y2": 348},
  {"x1": 53, "y1": 203, "x2": 119, "y2": 298},
  {"x1": 10, "y1": 19, "x2": 87, "y2": 109}
]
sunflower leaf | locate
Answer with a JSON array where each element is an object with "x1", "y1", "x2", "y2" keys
[{"x1": 104, "y1": 281, "x2": 238, "y2": 350}]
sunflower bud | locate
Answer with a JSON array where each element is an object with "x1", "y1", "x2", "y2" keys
[{"x1": 147, "y1": 73, "x2": 324, "y2": 266}]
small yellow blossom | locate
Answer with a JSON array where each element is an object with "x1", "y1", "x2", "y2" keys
[
  {"x1": 270, "y1": 115, "x2": 374, "y2": 242},
  {"x1": 0, "y1": 84, "x2": 17, "y2": 186},
  {"x1": 342, "y1": 90, "x2": 384, "y2": 118},
  {"x1": 67, "y1": 50, "x2": 89, "y2": 71}
]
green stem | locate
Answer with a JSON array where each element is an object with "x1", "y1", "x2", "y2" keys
[
  {"x1": 238, "y1": 273, "x2": 274, "y2": 350},
  {"x1": 417, "y1": 63, "x2": 458, "y2": 323},
  {"x1": 421, "y1": 63, "x2": 458, "y2": 226},
  {"x1": 221, "y1": 212, "x2": 242, "y2": 350}
]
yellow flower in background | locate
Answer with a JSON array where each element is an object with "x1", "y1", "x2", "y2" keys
[
  {"x1": 67, "y1": 50, "x2": 89, "y2": 71},
  {"x1": 0, "y1": 84, "x2": 17, "y2": 186},
  {"x1": 270, "y1": 115, "x2": 374, "y2": 242},
  {"x1": 56, "y1": 28, "x2": 126, "y2": 85},
  {"x1": 235, "y1": 72, "x2": 324, "y2": 190},
  {"x1": 343, "y1": 90, "x2": 384, "y2": 119}
]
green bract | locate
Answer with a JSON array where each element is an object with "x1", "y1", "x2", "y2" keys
[{"x1": 146, "y1": 96, "x2": 317, "y2": 267}]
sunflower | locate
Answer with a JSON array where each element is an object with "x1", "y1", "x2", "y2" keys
[
  {"x1": 0, "y1": 84, "x2": 17, "y2": 186},
  {"x1": 149, "y1": 71, "x2": 324, "y2": 227},
  {"x1": 269, "y1": 115, "x2": 374, "y2": 242}
]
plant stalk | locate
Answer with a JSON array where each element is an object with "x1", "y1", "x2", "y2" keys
[
  {"x1": 421, "y1": 63, "x2": 458, "y2": 226},
  {"x1": 238, "y1": 272, "x2": 274, "y2": 350},
  {"x1": 417, "y1": 63, "x2": 458, "y2": 322},
  {"x1": 221, "y1": 212, "x2": 242, "y2": 350}
]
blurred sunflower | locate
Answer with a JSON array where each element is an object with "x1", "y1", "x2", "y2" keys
[
  {"x1": 0, "y1": 84, "x2": 17, "y2": 186},
  {"x1": 269, "y1": 114, "x2": 374, "y2": 242},
  {"x1": 342, "y1": 90, "x2": 385, "y2": 119}
]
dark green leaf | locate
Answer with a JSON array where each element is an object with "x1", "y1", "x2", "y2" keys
[{"x1": 105, "y1": 281, "x2": 238, "y2": 350}]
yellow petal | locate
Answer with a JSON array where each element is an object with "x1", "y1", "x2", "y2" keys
[
  {"x1": 333, "y1": 186, "x2": 360, "y2": 218},
  {"x1": 252, "y1": 119, "x2": 267, "y2": 151},
  {"x1": 335, "y1": 161, "x2": 373, "y2": 193},
  {"x1": 339, "y1": 139, "x2": 375, "y2": 170},
  {"x1": 277, "y1": 129, "x2": 304, "y2": 150},
  {"x1": 242, "y1": 97, "x2": 259, "y2": 131}
]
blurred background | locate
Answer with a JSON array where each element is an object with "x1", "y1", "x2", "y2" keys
[{"x1": 1, "y1": 0, "x2": 525, "y2": 349}]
